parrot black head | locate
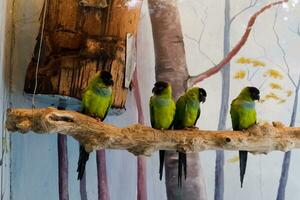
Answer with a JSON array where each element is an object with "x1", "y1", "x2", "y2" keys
[
  {"x1": 248, "y1": 86, "x2": 260, "y2": 101},
  {"x1": 198, "y1": 88, "x2": 207, "y2": 103},
  {"x1": 152, "y1": 81, "x2": 169, "y2": 95},
  {"x1": 100, "y1": 71, "x2": 114, "y2": 86}
]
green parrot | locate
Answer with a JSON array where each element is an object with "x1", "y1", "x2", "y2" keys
[
  {"x1": 149, "y1": 81, "x2": 176, "y2": 180},
  {"x1": 230, "y1": 86, "x2": 260, "y2": 188},
  {"x1": 77, "y1": 70, "x2": 114, "y2": 180},
  {"x1": 174, "y1": 87, "x2": 207, "y2": 187}
]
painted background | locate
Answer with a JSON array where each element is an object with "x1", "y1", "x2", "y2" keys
[{"x1": 4, "y1": 0, "x2": 300, "y2": 199}]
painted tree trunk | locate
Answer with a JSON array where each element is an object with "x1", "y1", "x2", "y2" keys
[
  {"x1": 57, "y1": 135, "x2": 69, "y2": 200},
  {"x1": 276, "y1": 77, "x2": 300, "y2": 200},
  {"x1": 137, "y1": 156, "x2": 147, "y2": 200},
  {"x1": 79, "y1": 166, "x2": 88, "y2": 200},
  {"x1": 96, "y1": 150, "x2": 110, "y2": 200},
  {"x1": 133, "y1": 69, "x2": 147, "y2": 200},
  {"x1": 57, "y1": 105, "x2": 69, "y2": 200},
  {"x1": 215, "y1": 1, "x2": 230, "y2": 199},
  {"x1": 148, "y1": 0, "x2": 207, "y2": 199}
]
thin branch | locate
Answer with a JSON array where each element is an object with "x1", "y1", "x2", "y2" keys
[
  {"x1": 184, "y1": 7, "x2": 217, "y2": 66},
  {"x1": 252, "y1": 26, "x2": 283, "y2": 70},
  {"x1": 230, "y1": 0, "x2": 258, "y2": 25},
  {"x1": 272, "y1": 7, "x2": 297, "y2": 87},
  {"x1": 6, "y1": 108, "x2": 300, "y2": 155},
  {"x1": 188, "y1": 0, "x2": 288, "y2": 87}
]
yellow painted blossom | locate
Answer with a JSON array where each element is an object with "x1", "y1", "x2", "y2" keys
[
  {"x1": 227, "y1": 156, "x2": 239, "y2": 163},
  {"x1": 236, "y1": 57, "x2": 266, "y2": 67},
  {"x1": 286, "y1": 90, "x2": 293, "y2": 97},
  {"x1": 264, "y1": 69, "x2": 283, "y2": 79},
  {"x1": 269, "y1": 83, "x2": 283, "y2": 90},
  {"x1": 234, "y1": 70, "x2": 246, "y2": 79},
  {"x1": 265, "y1": 92, "x2": 280, "y2": 100},
  {"x1": 278, "y1": 99, "x2": 286, "y2": 104}
]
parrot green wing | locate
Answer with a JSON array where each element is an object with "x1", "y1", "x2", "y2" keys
[
  {"x1": 230, "y1": 98, "x2": 257, "y2": 130},
  {"x1": 194, "y1": 108, "x2": 200, "y2": 126},
  {"x1": 173, "y1": 95, "x2": 186, "y2": 129},
  {"x1": 102, "y1": 92, "x2": 113, "y2": 121},
  {"x1": 230, "y1": 99, "x2": 240, "y2": 130},
  {"x1": 149, "y1": 96, "x2": 156, "y2": 128}
]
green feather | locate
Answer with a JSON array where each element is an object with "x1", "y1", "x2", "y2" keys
[
  {"x1": 230, "y1": 86, "x2": 259, "y2": 188},
  {"x1": 81, "y1": 72, "x2": 113, "y2": 121},
  {"x1": 174, "y1": 87, "x2": 202, "y2": 129},
  {"x1": 230, "y1": 89, "x2": 257, "y2": 131},
  {"x1": 149, "y1": 85, "x2": 175, "y2": 129}
]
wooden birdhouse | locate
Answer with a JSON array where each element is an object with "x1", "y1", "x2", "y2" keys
[{"x1": 23, "y1": 0, "x2": 142, "y2": 109}]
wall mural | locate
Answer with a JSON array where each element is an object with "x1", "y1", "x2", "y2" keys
[{"x1": 8, "y1": 0, "x2": 300, "y2": 200}]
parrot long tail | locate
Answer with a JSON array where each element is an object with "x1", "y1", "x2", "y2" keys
[
  {"x1": 239, "y1": 150, "x2": 248, "y2": 188},
  {"x1": 178, "y1": 152, "x2": 187, "y2": 187},
  {"x1": 159, "y1": 150, "x2": 165, "y2": 180},
  {"x1": 77, "y1": 145, "x2": 90, "y2": 180}
]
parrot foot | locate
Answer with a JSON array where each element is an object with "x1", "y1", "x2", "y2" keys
[
  {"x1": 95, "y1": 117, "x2": 102, "y2": 122},
  {"x1": 184, "y1": 126, "x2": 199, "y2": 131}
]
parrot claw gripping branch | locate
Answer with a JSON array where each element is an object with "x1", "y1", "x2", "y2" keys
[{"x1": 6, "y1": 108, "x2": 300, "y2": 155}]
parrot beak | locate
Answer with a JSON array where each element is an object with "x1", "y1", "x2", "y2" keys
[
  {"x1": 252, "y1": 93, "x2": 260, "y2": 101},
  {"x1": 201, "y1": 96, "x2": 206, "y2": 103},
  {"x1": 108, "y1": 79, "x2": 114, "y2": 86},
  {"x1": 256, "y1": 94, "x2": 260, "y2": 101},
  {"x1": 152, "y1": 87, "x2": 156, "y2": 94}
]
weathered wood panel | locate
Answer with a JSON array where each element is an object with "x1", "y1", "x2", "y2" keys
[{"x1": 24, "y1": 0, "x2": 143, "y2": 108}]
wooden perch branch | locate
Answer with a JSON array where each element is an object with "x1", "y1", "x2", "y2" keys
[{"x1": 6, "y1": 108, "x2": 300, "y2": 156}]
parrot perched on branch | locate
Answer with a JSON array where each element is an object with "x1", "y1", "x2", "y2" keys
[
  {"x1": 77, "y1": 70, "x2": 114, "y2": 180},
  {"x1": 149, "y1": 81, "x2": 176, "y2": 181},
  {"x1": 230, "y1": 86, "x2": 260, "y2": 188},
  {"x1": 174, "y1": 87, "x2": 207, "y2": 187}
]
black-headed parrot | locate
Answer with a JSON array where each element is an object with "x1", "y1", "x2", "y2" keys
[
  {"x1": 77, "y1": 70, "x2": 114, "y2": 180},
  {"x1": 174, "y1": 87, "x2": 206, "y2": 186},
  {"x1": 230, "y1": 86, "x2": 260, "y2": 188},
  {"x1": 149, "y1": 81, "x2": 176, "y2": 181}
]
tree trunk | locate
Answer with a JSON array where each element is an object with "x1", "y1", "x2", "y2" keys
[
  {"x1": 148, "y1": 0, "x2": 207, "y2": 199},
  {"x1": 215, "y1": 1, "x2": 230, "y2": 199},
  {"x1": 276, "y1": 77, "x2": 300, "y2": 200},
  {"x1": 96, "y1": 150, "x2": 110, "y2": 200},
  {"x1": 133, "y1": 69, "x2": 148, "y2": 200},
  {"x1": 57, "y1": 103, "x2": 69, "y2": 200},
  {"x1": 57, "y1": 135, "x2": 69, "y2": 200}
]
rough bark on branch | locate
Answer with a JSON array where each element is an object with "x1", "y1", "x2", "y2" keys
[{"x1": 6, "y1": 108, "x2": 300, "y2": 155}]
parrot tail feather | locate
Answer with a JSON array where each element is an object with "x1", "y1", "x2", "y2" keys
[
  {"x1": 77, "y1": 145, "x2": 90, "y2": 180},
  {"x1": 159, "y1": 150, "x2": 165, "y2": 180},
  {"x1": 239, "y1": 150, "x2": 248, "y2": 188},
  {"x1": 178, "y1": 152, "x2": 187, "y2": 187}
]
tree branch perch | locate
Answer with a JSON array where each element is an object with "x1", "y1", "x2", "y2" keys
[{"x1": 6, "y1": 108, "x2": 300, "y2": 156}]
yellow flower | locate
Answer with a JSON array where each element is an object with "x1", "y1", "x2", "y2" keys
[
  {"x1": 227, "y1": 156, "x2": 239, "y2": 163},
  {"x1": 264, "y1": 69, "x2": 283, "y2": 79},
  {"x1": 286, "y1": 90, "x2": 293, "y2": 97},
  {"x1": 236, "y1": 57, "x2": 251, "y2": 64},
  {"x1": 251, "y1": 60, "x2": 266, "y2": 67},
  {"x1": 234, "y1": 70, "x2": 246, "y2": 79},
  {"x1": 236, "y1": 57, "x2": 266, "y2": 67},
  {"x1": 265, "y1": 92, "x2": 280, "y2": 100},
  {"x1": 269, "y1": 83, "x2": 283, "y2": 90},
  {"x1": 278, "y1": 99, "x2": 286, "y2": 104}
]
